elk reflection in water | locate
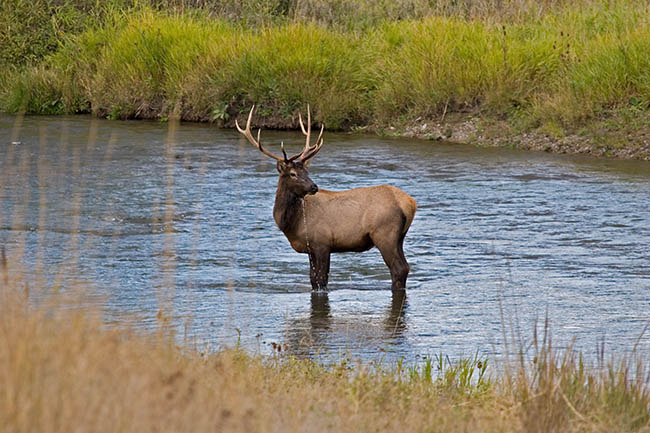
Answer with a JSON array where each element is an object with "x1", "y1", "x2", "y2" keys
[{"x1": 284, "y1": 290, "x2": 409, "y2": 358}]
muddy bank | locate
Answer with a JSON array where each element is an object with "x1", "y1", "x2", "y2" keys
[{"x1": 388, "y1": 113, "x2": 650, "y2": 161}]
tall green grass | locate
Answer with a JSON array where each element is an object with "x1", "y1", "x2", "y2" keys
[
  {"x1": 371, "y1": 4, "x2": 650, "y2": 125},
  {"x1": 2, "y1": 10, "x2": 371, "y2": 128},
  {"x1": 0, "y1": 0, "x2": 133, "y2": 68},
  {"x1": 1, "y1": 0, "x2": 649, "y2": 133}
]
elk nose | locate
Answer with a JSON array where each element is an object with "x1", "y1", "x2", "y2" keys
[{"x1": 310, "y1": 184, "x2": 319, "y2": 194}]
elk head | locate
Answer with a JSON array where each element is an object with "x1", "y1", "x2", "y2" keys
[{"x1": 235, "y1": 106, "x2": 324, "y2": 198}]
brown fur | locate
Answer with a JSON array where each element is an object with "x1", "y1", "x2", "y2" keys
[
  {"x1": 282, "y1": 185, "x2": 416, "y2": 254},
  {"x1": 273, "y1": 173, "x2": 417, "y2": 290}
]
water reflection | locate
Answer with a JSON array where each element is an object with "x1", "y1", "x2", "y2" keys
[
  {"x1": 385, "y1": 290, "x2": 408, "y2": 336},
  {"x1": 310, "y1": 292, "x2": 331, "y2": 331},
  {"x1": 286, "y1": 290, "x2": 410, "y2": 358}
]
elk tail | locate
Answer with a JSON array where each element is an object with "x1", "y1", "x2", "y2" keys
[{"x1": 400, "y1": 195, "x2": 417, "y2": 235}]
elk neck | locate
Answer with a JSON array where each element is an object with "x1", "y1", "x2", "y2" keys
[{"x1": 273, "y1": 178, "x2": 305, "y2": 235}]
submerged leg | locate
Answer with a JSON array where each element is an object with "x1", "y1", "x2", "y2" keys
[
  {"x1": 308, "y1": 248, "x2": 330, "y2": 291},
  {"x1": 395, "y1": 235, "x2": 410, "y2": 289},
  {"x1": 373, "y1": 230, "x2": 410, "y2": 290}
]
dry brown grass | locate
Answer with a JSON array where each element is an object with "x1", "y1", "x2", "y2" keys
[
  {"x1": 0, "y1": 294, "x2": 498, "y2": 432},
  {"x1": 1, "y1": 255, "x2": 649, "y2": 433}
]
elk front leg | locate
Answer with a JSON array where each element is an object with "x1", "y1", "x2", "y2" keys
[{"x1": 308, "y1": 248, "x2": 330, "y2": 291}]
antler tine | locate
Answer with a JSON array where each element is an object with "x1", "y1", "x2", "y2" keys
[
  {"x1": 286, "y1": 106, "x2": 325, "y2": 165},
  {"x1": 298, "y1": 112, "x2": 308, "y2": 135},
  {"x1": 306, "y1": 104, "x2": 311, "y2": 143},
  {"x1": 287, "y1": 105, "x2": 321, "y2": 163},
  {"x1": 299, "y1": 114, "x2": 325, "y2": 162},
  {"x1": 234, "y1": 105, "x2": 254, "y2": 133},
  {"x1": 301, "y1": 133, "x2": 324, "y2": 162},
  {"x1": 280, "y1": 142, "x2": 288, "y2": 161},
  {"x1": 296, "y1": 105, "x2": 315, "y2": 160},
  {"x1": 235, "y1": 106, "x2": 284, "y2": 162},
  {"x1": 314, "y1": 124, "x2": 324, "y2": 148}
]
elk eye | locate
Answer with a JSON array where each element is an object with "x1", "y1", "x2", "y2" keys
[{"x1": 290, "y1": 172, "x2": 297, "y2": 178}]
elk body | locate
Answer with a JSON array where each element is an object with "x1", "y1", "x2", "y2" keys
[{"x1": 236, "y1": 106, "x2": 417, "y2": 291}]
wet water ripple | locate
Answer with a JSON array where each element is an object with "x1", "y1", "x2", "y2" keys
[{"x1": 1, "y1": 115, "x2": 649, "y2": 363}]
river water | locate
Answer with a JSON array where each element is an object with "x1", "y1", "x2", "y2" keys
[{"x1": 1, "y1": 115, "x2": 649, "y2": 364}]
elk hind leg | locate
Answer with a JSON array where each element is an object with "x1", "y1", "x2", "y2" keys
[
  {"x1": 372, "y1": 228, "x2": 410, "y2": 290},
  {"x1": 308, "y1": 248, "x2": 330, "y2": 291}
]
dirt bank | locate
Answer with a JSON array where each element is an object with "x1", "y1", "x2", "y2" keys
[{"x1": 390, "y1": 112, "x2": 650, "y2": 161}]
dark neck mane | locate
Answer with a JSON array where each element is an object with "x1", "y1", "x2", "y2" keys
[{"x1": 273, "y1": 180, "x2": 303, "y2": 235}]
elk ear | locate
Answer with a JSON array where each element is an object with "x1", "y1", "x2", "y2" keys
[{"x1": 277, "y1": 160, "x2": 288, "y2": 173}]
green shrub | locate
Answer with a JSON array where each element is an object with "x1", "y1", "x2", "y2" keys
[
  {"x1": 227, "y1": 24, "x2": 371, "y2": 128},
  {"x1": 0, "y1": 0, "x2": 133, "y2": 68}
]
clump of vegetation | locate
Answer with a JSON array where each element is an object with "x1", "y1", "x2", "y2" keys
[
  {"x1": 0, "y1": 0, "x2": 133, "y2": 68},
  {"x1": 0, "y1": 0, "x2": 648, "y2": 156},
  {"x1": 1, "y1": 9, "x2": 373, "y2": 127},
  {"x1": 372, "y1": 6, "x2": 650, "y2": 126}
]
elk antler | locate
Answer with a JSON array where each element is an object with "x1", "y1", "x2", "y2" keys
[
  {"x1": 235, "y1": 105, "x2": 325, "y2": 164},
  {"x1": 235, "y1": 106, "x2": 284, "y2": 162},
  {"x1": 295, "y1": 104, "x2": 324, "y2": 165}
]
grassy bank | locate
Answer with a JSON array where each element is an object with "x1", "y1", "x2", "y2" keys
[
  {"x1": 1, "y1": 0, "x2": 649, "y2": 158},
  {"x1": 1, "y1": 282, "x2": 649, "y2": 432}
]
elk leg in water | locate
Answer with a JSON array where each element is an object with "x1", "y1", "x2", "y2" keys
[
  {"x1": 308, "y1": 247, "x2": 330, "y2": 291},
  {"x1": 394, "y1": 233, "x2": 410, "y2": 289},
  {"x1": 372, "y1": 226, "x2": 410, "y2": 290}
]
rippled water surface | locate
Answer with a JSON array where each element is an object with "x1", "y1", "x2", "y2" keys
[{"x1": 1, "y1": 115, "x2": 649, "y2": 363}]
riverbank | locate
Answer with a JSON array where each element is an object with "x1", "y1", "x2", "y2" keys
[
  {"x1": 2, "y1": 285, "x2": 649, "y2": 433},
  {"x1": 1, "y1": 0, "x2": 648, "y2": 160},
  {"x1": 390, "y1": 111, "x2": 650, "y2": 160}
]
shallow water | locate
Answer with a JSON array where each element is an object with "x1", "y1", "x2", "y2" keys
[{"x1": 1, "y1": 115, "x2": 649, "y2": 364}]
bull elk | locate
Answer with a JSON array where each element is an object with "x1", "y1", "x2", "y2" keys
[{"x1": 235, "y1": 106, "x2": 417, "y2": 291}]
